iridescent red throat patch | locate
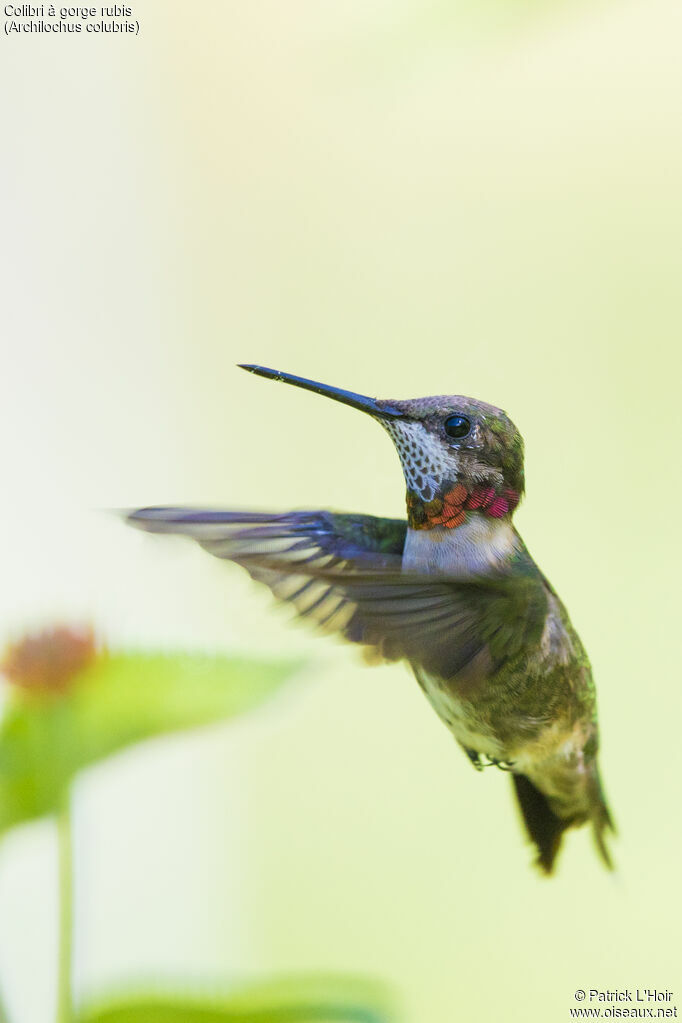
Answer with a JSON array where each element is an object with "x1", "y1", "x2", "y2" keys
[{"x1": 407, "y1": 483, "x2": 520, "y2": 530}]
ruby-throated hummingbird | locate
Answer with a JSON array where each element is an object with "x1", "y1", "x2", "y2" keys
[{"x1": 129, "y1": 365, "x2": 613, "y2": 874}]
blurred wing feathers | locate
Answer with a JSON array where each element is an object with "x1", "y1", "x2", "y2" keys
[
  {"x1": 128, "y1": 507, "x2": 547, "y2": 677},
  {"x1": 128, "y1": 508, "x2": 406, "y2": 565}
]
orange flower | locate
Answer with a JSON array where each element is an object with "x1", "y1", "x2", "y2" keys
[{"x1": 1, "y1": 626, "x2": 98, "y2": 696}]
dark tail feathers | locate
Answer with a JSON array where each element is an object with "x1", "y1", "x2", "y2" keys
[{"x1": 512, "y1": 771, "x2": 615, "y2": 875}]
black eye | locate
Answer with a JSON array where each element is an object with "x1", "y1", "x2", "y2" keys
[{"x1": 444, "y1": 414, "x2": 471, "y2": 439}]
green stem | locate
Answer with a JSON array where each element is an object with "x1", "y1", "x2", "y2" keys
[
  {"x1": 0, "y1": 979, "x2": 9, "y2": 1023},
  {"x1": 56, "y1": 795, "x2": 74, "y2": 1023}
]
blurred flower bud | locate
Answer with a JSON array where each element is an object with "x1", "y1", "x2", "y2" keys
[{"x1": 1, "y1": 625, "x2": 98, "y2": 695}]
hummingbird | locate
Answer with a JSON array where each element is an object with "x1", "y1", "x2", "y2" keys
[{"x1": 129, "y1": 364, "x2": 614, "y2": 874}]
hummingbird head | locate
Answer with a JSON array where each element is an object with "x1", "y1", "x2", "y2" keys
[
  {"x1": 375, "y1": 393, "x2": 524, "y2": 529},
  {"x1": 239, "y1": 366, "x2": 524, "y2": 530}
]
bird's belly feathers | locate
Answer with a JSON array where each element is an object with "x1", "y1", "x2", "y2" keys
[
  {"x1": 411, "y1": 589, "x2": 588, "y2": 763},
  {"x1": 414, "y1": 666, "x2": 506, "y2": 759}
]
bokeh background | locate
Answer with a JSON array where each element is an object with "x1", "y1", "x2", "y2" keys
[{"x1": 2, "y1": 1, "x2": 682, "y2": 1020}]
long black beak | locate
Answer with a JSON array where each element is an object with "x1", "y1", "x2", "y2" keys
[{"x1": 238, "y1": 365, "x2": 405, "y2": 419}]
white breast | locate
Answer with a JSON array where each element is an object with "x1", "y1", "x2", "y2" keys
[{"x1": 402, "y1": 515, "x2": 520, "y2": 577}]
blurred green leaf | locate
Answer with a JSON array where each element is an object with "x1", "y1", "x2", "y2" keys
[
  {"x1": 0, "y1": 653, "x2": 300, "y2": 837},
  {"x1": 78, "y1": 975, "x2": 394, "y2": 1023}
]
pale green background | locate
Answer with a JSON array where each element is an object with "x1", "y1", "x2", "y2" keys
[{"x1": 1, "y1": 1, "x2": 681, "y2": 1021}]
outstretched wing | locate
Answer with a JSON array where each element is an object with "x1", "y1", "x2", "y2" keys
[
  {"x1": 128, "y1": 507, "x2": 547, "y2": 680},
  {"x1": 127, "y1": 507, "x2": 407, "y2": 567}
]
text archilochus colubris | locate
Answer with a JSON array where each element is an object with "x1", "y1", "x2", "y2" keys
[{"x1": 129, "y1": 365, "x2": 614, "y2": 874}]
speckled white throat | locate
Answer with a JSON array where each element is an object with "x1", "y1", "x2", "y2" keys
[{"x1": 380, "y1": 419, "x2": 455, "y2": 501}]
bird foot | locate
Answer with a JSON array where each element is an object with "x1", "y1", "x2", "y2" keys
[{"x1": 464, "y1": 747, "x2": 516, "y2": 772}]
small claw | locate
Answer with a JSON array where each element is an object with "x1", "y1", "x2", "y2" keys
[
  {"x1": 463, "y1": 747, "x2": 485, "y2": 771},
  {"x1": 467, "y1": 752, "x2": 517, "y2": 772}
]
